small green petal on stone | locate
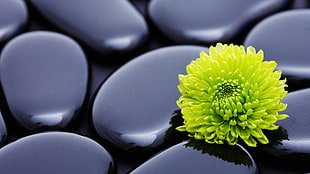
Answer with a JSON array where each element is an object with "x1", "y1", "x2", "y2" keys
[
  {"x1": 176, "y1": 125, "x2": 186, "y2": 131},
  {"x1": 237, "y1": 127, "x2": 250, "y2": 139},
  {"x1": 226, "y1": 132, "x2": 238, "y2": 145},
  {"x1": 256, "y1": 134, "x2": 269, "y2": 144},
  {"x1": 244, "y1": 136, "x2": 257, "y2": 147},
  {"x1": 249, "y1": 128, "x2": 264, "y2": 138},
  {"x1": 277, "y1": 114, "x2": 289, "y2": 120}
]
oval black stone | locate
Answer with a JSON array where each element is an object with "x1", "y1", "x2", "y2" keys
[
  {"x1": 0, "y1": 31, "x2": 88, "y2": 130},
  {"x1": 244, "y1": 9, "x2": 310, "y2": 80},
  {"x1": 0, "y1": 132, "x2": 115, "y2": 174},
  {"x1": 263, "y1": 88, "x2": 310, "y2": 160},
  {"x1": 148, "y1": 0, "x2": 290, "y2": 44},
  {"x1": 92, "y1": 45, "x2": 208, "y2": 152},
  {"x1": 130, "y1": 140, "x2": 258, "y2": 174},
  {"x1": 29, "y1": 0, "x2": 148, "y2": 55},
  {"x1": 0, "y1": 0, "x2": 28, "y2": 44}
]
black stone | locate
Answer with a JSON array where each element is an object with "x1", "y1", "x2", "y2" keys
[
  {"x1": 244, "y1": 9, "x2": 310, "y2": 81},
  {"x1": 263, "y1": 88, "x2": 310, "y2": 160},
  {"x1": 0, "y1": 132, "x2": 115, "y2": 174},
  {"x1": 148, "y1": 0, "x2": 290, "y2": 44},
  {"x1": 0, "y1": 31, "x2": 88, "y2": 130},
  {"x1": 130, "y1": 140, "x2": 258, "y2": 174},
  {"x1": 29, "y1": 0, "x2": 148, "y2": 55},
  {"x1": 0, "y1": 0, "x2": 28, "y2": 44},
  {"x1": 1, "y1": 0, "x2": 310, "y2": 173},
  {"x1": 92, "y1": 45, "x2": 208, "y2": 152}
]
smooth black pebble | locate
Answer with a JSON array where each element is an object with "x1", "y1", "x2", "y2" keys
[
  {"x1": 130, "y1": 140, "x2": 258, "y2": 174},
  {"x1": 263, "y1": 88, "x2": 310, "y2": 160},
  {"x1": 148, "y1": 0, "x2": 290, "y2": 44},
  {"x1": 92, "y1": 45, "x2": 208, "y2": 152},
  {"x1": 0, "y1": 132, "x2": 115, "y2": 174},
  {"x1": 0, "y1": 31, "x2": 88, "y2": 130},
  {"x1": 0, "y1": 0, "x2": 28, "y2": 44},
  {"x1": 244, "y1": 9, "x2": 310, "y2": 81},
  {"x1": 29, "y1": 0, "x2": 148, "y2": 55}
]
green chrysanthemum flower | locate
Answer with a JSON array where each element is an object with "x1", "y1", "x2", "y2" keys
[{"x1": 176, "y1": 43, "x2": 288, "y2": 147}]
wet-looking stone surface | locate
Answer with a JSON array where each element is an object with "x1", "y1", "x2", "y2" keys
[{"x1": 0, "y1": 1, "x2": 310, "y2": 174}]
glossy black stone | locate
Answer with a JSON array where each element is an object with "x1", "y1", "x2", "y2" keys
[
  {"x1": 263, "y1": 88, "x2": 310, "y2": 160},
  {"x1": 0, "y1": 132, "x2": 115, "y2": 174},
  {"x1": 92, "y1": 45, "x2": 208, "y2": 152},
  {"x1": 148, "y1": 0, "x2": 290, "y2": 44},
  {"x1": 0, "y1": 111, "x2": 7, "y2": 144},
  {"x1": 29, "y1": 0, "x2": 148, "y2": 55},
  {"x1": 244, "y1": 9, "x2": 310, "y2": 80},
  {"x1": 130, "y1": 140, "x2": 258, "y2": 173},
  {"x1": 0, "y1": 31, "x2": 88, "y2": 130},
  {"x1": 0, "y1": 0, "x2": 309, "y2": 174},
  {"x1": 0, "y1": 0, "x2": 28, "y2": 44}
]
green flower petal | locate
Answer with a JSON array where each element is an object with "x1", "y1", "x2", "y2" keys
[
  {"x1": 176, "y1": 43, "x2": 289, "y2": 147},
  {"x1": 243, "y1": 136, "x2": 257, "y2": 147},
  {"x1": 256, "y1": 134, "x2": 269, "y2": 144}
]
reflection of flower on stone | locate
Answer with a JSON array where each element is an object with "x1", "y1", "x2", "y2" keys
[
  {"x1": 185, "y1": 138, "x2": 253, "y2": 167},
  {"x1": 176, "y1": 43, "x2": 288, "y2": 147}
]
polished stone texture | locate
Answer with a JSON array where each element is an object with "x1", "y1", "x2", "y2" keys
[
  {"x1": 148, "y1": 0, "x2": 290, "y2": 44},
  {"x1": 29, "y1": 0, "x2": 148, "y2": 55},
  {"x1": 92, "y1": 45, "x2": 208, "y2": 152},
  {"x1": 0, "y1": 132, "x2": 115, "y2": 174},
  {"x1": 0, "y1": 1, "x2": 309, "y2": 174},
  {"x1": 0, "y1": 31, "x2": 88, "y2": 130},
  {"x1": 245, "y1": 9, "x2": 310, "y2": 80},
  {"x1": 130, "y1": 140, "x2": 258, "y2": 173},
  {"x1": 0, "y1": 0, "x2": 28, "y2": 44},
  {"x1": 264, "y1": 88, "x2": 310, "y2": 160}
]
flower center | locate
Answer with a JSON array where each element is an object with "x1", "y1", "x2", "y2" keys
[
  {"x1": 214, "y1": 79, "x2": 240, "y2": 100},
  {"x1": 220, "y1": 83, "x2": 237, "y2": 96},
  {"x1": 210, "y1": 79, "x2": 244, "y2": 119}
]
